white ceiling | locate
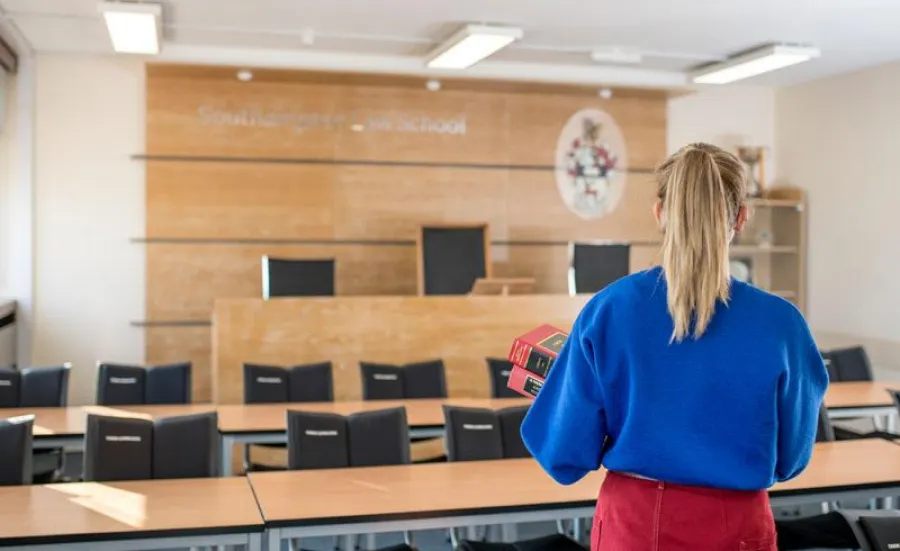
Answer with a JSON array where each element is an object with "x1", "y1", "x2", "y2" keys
[{"x1": 2, "y1": 0, "x2": 900, "y2": 88}]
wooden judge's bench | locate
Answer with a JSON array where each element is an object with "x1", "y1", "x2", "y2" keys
[{"x1": 211, "y1": 294, "x2": 588, "y2": 404}]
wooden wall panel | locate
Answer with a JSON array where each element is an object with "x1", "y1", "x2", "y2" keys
[
  {"x1": 212, "y1": 295, "x2": 591, "y2": 403},
  {"x1": 145, "y1": 325, "x2": 212, "y2": 402},
  {"x1": 146, "y1": 163, "x2": 334, "y2": 239},
  {"x1": 145, "y1": 65, "x2": 669, "y2": 402},
  {"x1": 333, "y1": 166, "x2": 509, "y2": 240},
  {"x1": 147, "y1": 244, "x2": 417, "y2": 320}
]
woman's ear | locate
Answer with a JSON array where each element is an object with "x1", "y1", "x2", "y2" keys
[
  {"x1": 653, "y1": 201, "x2": 664, "y2": 227},
  {"x1": 735, "y1": 205, "x2": 749, "y2": 233}
]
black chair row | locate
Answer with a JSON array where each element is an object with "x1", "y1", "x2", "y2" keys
[
  {"x1": 0, "y1": 411, "x2": 217, "y2": 485},
  {"x1": 95, "y1": 362, "x2": 192, "y2": 406},
  {"x1": 243, "y1": 358, "x2": 520, "y2": 404},
  {"x1": 0, "y1": 365, "x2": 70, "y2": 483},
  {"x1": 0, "y1": 364, "x2": 70, "y2": 408}
]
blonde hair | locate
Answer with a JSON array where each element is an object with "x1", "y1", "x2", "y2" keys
[{"x1": 656, "y1": 143, "x2": 747, "y2": 342}]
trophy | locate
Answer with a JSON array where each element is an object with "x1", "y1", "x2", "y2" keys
[{"x1": 737, "y1": 146, "x2": 766, "y2": 198}]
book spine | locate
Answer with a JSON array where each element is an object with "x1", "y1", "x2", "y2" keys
[
  {"x1": 508, "y1": 338, "x2": 554, "y2": 377},
  {"x1": 506, "y1": 365, "x2": 545, "y2": 399}
]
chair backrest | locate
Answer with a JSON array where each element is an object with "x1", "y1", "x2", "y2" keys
[
  {"x1": 347, "y1": 407, "x2": 410, "y2": 467},
  {"x1": 568, "y1": 242, "x2": 631, "y2": 295},
  {"x1": 359, "y1": 362, "x2": 404, "y2": 400},
  {"x1": 145, "y1": 362, "x2": 192, "y2": 405},
  {"x1": 19, "y1": 364, "x2": 70, "y2": 407},
  {"x1": 403, "y1": 359, "x2": 447, "y2": 399},
  {"x1": 0, "y1": 415, "x2": 33, "y2": 485},
  {"x1": 0, "y1": 368, "x2": 20, "y2": 408},
  {"x1": 83, "y1": 414, "x2": 153, "y2": 482},
  {"x1": 443, "y1": 406, "x2": 504, "y2": 462},
  {"x1": 816, "y1": 405, "x2": 836, "y2": 443},
  {"x1": 828, "y1": 346, "x2": 873, "y2": 382},
  {"x1": 153, "y1": 412, "x2": 218, "y2": 479},
  {"x1": 497, "y1": 406, "x2": 531, "y2": 458},
  {"x1": 838, "y1": 509, "x2": 900, "y2": 551},
  {"x1": 96, "y1": 363, "x2": 146, "y2": 406},
  {"x1": 288, "y1": 362, "x2": 334, "y2": 403},
  {"x1": 821, "y1": 351, "x2": 839, "y2": 382},
  {"x1": 486, "y1": 358, "x2": 519, "y2": 399},
  {"x1": 286, "y1": 410, "x2": 350, "y2": 470},
  {"x1": 243, "y1": 364, "x2": 290, "y2": 404},
  {"x1": 262, "y1": 256, "x2": 335, "y2": 299}
]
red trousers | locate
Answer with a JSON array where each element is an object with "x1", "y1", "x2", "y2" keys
[{"x1": 592, "y1": 472, "x2": 776, "y2": 551}]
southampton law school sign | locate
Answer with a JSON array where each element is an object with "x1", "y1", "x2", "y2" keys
[{"x1": 197, "y1": 104, "x2": 468, "y2": 136}]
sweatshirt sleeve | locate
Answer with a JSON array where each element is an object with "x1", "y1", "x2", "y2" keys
[
  {"x1": 775, "y1": 317, "x2": 830, "y2": 482},
  {"x1": 521, "y1": 303, "x2": 608, "y2": 485}
]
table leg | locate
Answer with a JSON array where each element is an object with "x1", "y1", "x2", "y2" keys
[
  {"x1": 220, "y1": 435, "x2": 234, "y2": 477},
  {"x1": 267, "y1": 528, "x2": 281, "y2": 551}
]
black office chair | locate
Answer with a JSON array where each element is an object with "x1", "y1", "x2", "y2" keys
[
  {"x1": 20, "y1": 364, "x2": 70, "y2": 407},
  {"x1": 83, "y1": 414, "x2": 154, "y2": 482},
  {"x1": 0, "y1": 415, "x2": 33, "y2": 486},
  {"x1": 404, "y1": 359, "x2": 448, "y2": 399},
  {"x1": 95, "y1": 363, "x2": 146, "y2": 406},
  {"x1": 286, "y1": 410, "x2": 350, "y2": 470},
  {"x1": 816, "y1": 404, "x2": 836, "y2": 442},
  {"x1": 360, "y1": 362, "x2": 405, "y2": 400},
  {"x1": 145, "y1": 362, "x2": 192, "y2": 404},
  {"x1": 262, "y1": 256, "x2": 336, "y2": 299},
  {"x1": 153, "y1": 412, "x2": 218, "y2": 479},
  {"x1": 821, "y1": 351, "x2": 839, "y2": 382},
  {"x1": 243, "y1": 363, "x2": 290, "y2": 404},
  {"x1": 443, "y1": 406, "x2": 504, "y2": 462},
  {"x1": 828, "y1": 346, "x2": 873, "y2": 382},
  {"x1": 288, "y1": 362, "x2": 334, "y2": 403},
  {"x1": 347, "y1": 407, "x2": 411, "y2": 467},
  {"x1": 837, "y1": 510, "x2": 900, "y2": 551},
  {"x1": 498, "y1": 406, "x2": 530, "y2": 459},
  {"x1": 0, "y1": 368, "x2": 20, "y2": 408},
  {"x1": 486, "y1": 358, "x2": 519, "y2": 399},
  {"x1": 20, "y1": 364, "x2": 71, "y2": 483}
]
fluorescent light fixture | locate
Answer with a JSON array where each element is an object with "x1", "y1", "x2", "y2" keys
[
  {"x1": 100, "y1": 1, "x2": 162, "y2": 55},
  {"x1": 427, "y1": 24, "x2": 523, "y2": 70},
  {"x1": 691, "y1": 44, "x2": 820, "y2": 84}
]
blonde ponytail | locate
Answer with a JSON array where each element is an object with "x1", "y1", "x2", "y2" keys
[{"x1": 656, "y1": 143, "x2": 746, "y2": 342}]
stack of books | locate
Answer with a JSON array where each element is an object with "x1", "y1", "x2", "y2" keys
[{"x1": 506, "y1": 324, "x2": 568, "y2": 399}]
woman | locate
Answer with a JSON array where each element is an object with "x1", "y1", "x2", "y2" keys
[{"x1": 521, "y1": 143, "x2": 828, "y2": 551}]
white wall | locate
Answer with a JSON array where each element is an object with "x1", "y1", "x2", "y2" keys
[
  {"x1": 777, "y1": 60, "x2": 900, "y2": 370},
  {"x1": 0, "y1": 69, "x2": 17, "y2": 298},
  {"x1": 32, "y1": 55, "x2": 146, "y2": 404},
  {"x1": 668, "y1": 86, "x2": 776, "y2": 184}
]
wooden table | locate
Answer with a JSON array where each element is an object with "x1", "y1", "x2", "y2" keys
[
  {"x1": 249, "y1": 439, "x2": 900, "y2": 550},
  {"x1": 824, "y1": 381, "x2": 897, "y2": 429},
  {"x1": 217, "y1": 398, "x2": 530, "y2": 475},
  {"x1": 0, "y1": 477, "x2": 264, "y2": 550}
]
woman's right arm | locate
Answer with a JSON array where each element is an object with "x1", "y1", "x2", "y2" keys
[{"x1": 775, "y1": 317, "x2": 829, "y2": 482}]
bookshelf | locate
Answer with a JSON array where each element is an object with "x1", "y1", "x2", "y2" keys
[{"x1": 733, "y1": 187, "x2": 806, "y2": 312}]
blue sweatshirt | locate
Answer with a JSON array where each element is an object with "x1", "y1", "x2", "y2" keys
[{"x1": 521, "y1": 267, "x2": 828, "y2": 491}]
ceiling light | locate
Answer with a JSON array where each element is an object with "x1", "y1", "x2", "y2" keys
[
  {"x1": 100, "y1": 1, "x2": 162, "y2": 55},
  {"x1": 236, "y1": 69, "x2": 253, "y2": 82},
  {"x1": 425, "y1": 79, "x2": 441, "y2": 91},
  {"x1": 691, "y1": 44, "x2": 820, "y2": 84},
  {"x1": 598, "y1": 88, "x2": 613, "y2": 99},
  {"x1": 427, "y1": 24, "x2": 523, "y2": 70},
  {"x1": 591, "y1": 48, "x2": 642, "y2": 65}
]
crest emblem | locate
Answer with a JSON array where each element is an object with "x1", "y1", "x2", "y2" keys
[{"x1": 555, "y1": 109, "x2": 628, "y2": 220}]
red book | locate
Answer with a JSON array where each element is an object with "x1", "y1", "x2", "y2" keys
[
  {"x1": 506, "y1": 365, "x2": 545, "y2": 399},
  {"x1": 507, "y1": 324, "x2": 568, "y2": 378}
]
